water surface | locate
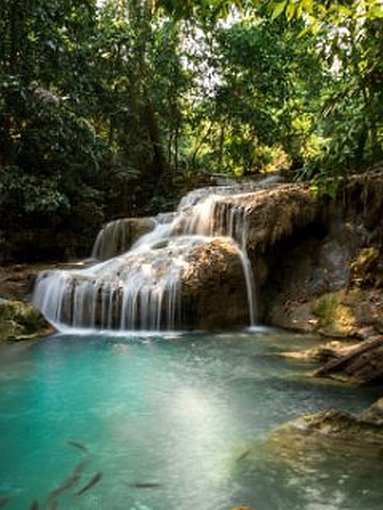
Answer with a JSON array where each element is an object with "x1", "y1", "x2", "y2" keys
[{"x1": 0, "y1": 329, "x2": 381, "y2": 509}]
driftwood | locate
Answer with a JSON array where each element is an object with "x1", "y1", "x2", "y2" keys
[{"x1": 314, "y1": 336, "x2": 383, "y2": 384}]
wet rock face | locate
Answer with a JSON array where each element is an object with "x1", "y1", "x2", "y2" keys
[
  {"x1": 260, "y1": 216, "x2": 383, "y2": 338},
  {"x1": 0, "y1": 298, "x2": 52, "y2": 341},
  {"x1": 213, "y1": 183, "x2": 320, "y2": 252},
  {"x1": 248, "y1": 168, "x2": 383, "y2": 339},
  {"x1": 0, "y1": 264, "x2": 41, "y2": 301},
  {"x1": 180, "y1": 239, "x2": 250, "y2": 329}
]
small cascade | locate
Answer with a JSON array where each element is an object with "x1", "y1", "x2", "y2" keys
[
  {"x1": 173, "y1": 192, "x2": 257, "y2": 323},
  {"x1": 33, "y1": 177, "x2": 279, "y2": 331},
  {"x1": 92, "y1": 217, "x2": 155, "y2": 260},
  {"x1": 35, "y1": 236, "x2": 216, "y2": 331}
]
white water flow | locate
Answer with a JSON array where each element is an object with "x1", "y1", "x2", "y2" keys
[
  {"x1": 92, "y1": 217, "x2": 157, "y2": 260},
  {"x1": 172, "y1": 192, "x2": 257, "y2": 324},
  {"x1": 33, "y1": 180, "x2": 276, "y2": 331}
]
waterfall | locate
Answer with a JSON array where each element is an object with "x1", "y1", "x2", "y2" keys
[
  {"x1": 32, "y1": 179, "x2": 274, "y2": 332},
  {"x1": 92, "y1": 217, "x2": 156, "y2": 260}
]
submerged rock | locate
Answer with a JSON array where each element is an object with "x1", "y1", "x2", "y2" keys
[
  {"x1": 271, "y1": 398, "x2": 383, "y2": 452},
  {"x1": 0, "y1": 298, "x2": 53, "y2": 341},
  {"x1": 281, "y1": 335, "x2": 383, "y2": 385}
]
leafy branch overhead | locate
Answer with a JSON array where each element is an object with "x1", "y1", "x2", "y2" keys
[{"x1": 0, "y1": 0, "x2": 382, "y2": 259}]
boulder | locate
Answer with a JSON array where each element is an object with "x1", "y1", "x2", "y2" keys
[
  {"x1": 213, "y1": 183, "x2": 321, "y2": 253},
  {"x1": 180, "y1": 238, "x2": 251, "y2": 328},
  {"x1": 271, "y1": 398, "x2": 383, "y2": 452},
  {"x1": 0, "y1": 298, "x2": 53, "y2": 341}
]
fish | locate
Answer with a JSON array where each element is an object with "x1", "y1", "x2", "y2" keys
[
  {"x1": 30, "y1": 501, "x2": 39, "y2": 510},
  {"x1": 47, "y1": 458, "x2": 89, "y2": 501},
  {"x1": 126, "y1": 482, "x2": 162, "y2": 489},
  {"x1": 236, "y1": 449, "x2": 251, "y2": 462},
  {"x1": 48, "y1": 501, "x2": 59, "y2": 510},
  {"x1": 67, "y1": 440, "x2": 89, "y2": 454},
  {"x1": 76, "y1": 471, "x2": 102, "y2": 496},
  {"x1": 71, "y1": 458, "x2": 90, "y2": 480},
  {"x1": 0, "y1": 496, "x2": 10, "y2": 507}
]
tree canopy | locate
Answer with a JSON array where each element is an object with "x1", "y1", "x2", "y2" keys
[{"x1": 0, "y1": 0, "x2": 382, "y2": 259}]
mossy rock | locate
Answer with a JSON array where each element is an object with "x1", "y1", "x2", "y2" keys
[
  {"x1": 350, "y1": 247, "x2": 382, "y2": 287},
  {"x1": 270, "y1": 399, "x2": 383, "y2": 457},
  {"x1": 313, "y1": 291, "x2": 356, "y2": 337},
  {"x1": 0, "y1": 298, "x2": 52, "y2": 341}
]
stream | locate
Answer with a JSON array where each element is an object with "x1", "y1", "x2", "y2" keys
[{"x1": 0, "y1": 329, "x2": 382, "y2": 510}]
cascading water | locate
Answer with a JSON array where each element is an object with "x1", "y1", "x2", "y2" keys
[
  {"x1": 92, "y1": 217, "x2": 156, "y2": 261},
  {"x1": 33, "y1": 179, "x2": 278, "y2": 331}
]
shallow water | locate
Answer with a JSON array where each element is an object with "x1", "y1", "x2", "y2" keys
[{"x1": 0, "y1": 329, "x2": 381, "y2": 510}]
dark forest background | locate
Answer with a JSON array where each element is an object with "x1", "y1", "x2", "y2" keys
[{"x1": 1, "y1": 0, "x2": 382, "y2": 260}]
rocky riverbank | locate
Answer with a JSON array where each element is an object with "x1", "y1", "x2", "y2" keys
[
  {"x1": 269, "y1": 398, "x2": 383, "y2": 456},
  {"x1": 0, "y1": 264, "x2": 54, "y2": 341},
  {"x1": 0, "y1": 298, "x2": 53, "y2": 341}
]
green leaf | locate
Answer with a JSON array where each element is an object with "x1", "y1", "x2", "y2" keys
[
  {"x1": 286, "y1": 3, "x2": 296, "y2": 21},
  {"x1": 369, "y1": 5, "x2": 383, "y2": 18},
  {"x1": 271, "y1": 1, "x2": 288, "y2": 20}
]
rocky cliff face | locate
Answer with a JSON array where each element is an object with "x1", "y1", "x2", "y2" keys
[{"x1": 248, "y1": 168, "x2": 383, "y2": 339}]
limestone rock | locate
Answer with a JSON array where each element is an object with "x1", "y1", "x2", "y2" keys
[
  {"x1": 214, "y1": 183, "x2": 320, "y2": 253},
  {"x1": 359, "y1": 398, "x2": 383, "y2": 425},
  {"x1": 36, "y1": 238, "x2": 251, "y2": 330},
  {"x1": 0, "y1": 264, "x2": 41, "y2": 301},
  {"x1": 271, "y1": 398, "x2": 383, "y2": 451},
  {"x1": 280, "y1": 340, "x2": 352, "y2": 363},
  {"x1": 180, "y1": 238, "x2": 251, "y2": 329},
  {"x1": 0, "y1": 298, "x2": 53, "y2": 341},
  {"x1": 350, "y1": 247, "x2": 383, "y2": 288}
]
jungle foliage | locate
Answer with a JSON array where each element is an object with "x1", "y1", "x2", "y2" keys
[{"x1": 0, "y1": 0, "x2": 382, "y2": 260}]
